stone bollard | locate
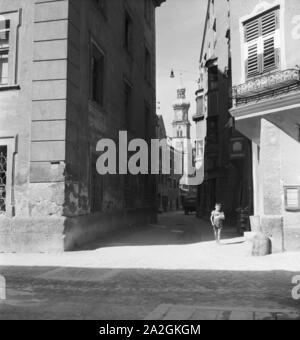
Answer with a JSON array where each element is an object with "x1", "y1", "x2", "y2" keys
[{"x1": 252, "y1": 232, "x2": 272, "y2": 257}]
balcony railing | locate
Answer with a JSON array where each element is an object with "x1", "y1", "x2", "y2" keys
[{"x1": 232, "y1": 68, "x2": 300, "y2": 106}]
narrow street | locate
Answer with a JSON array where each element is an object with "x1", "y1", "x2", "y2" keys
[{"x1": 0, "y1": 211, "x2": 300, "y2": 320}]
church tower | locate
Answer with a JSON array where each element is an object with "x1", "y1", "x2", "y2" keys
[{"x1": 172, "y1": 86, "x2": 191, "y2": 139}]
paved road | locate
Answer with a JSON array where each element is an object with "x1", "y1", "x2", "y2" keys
[{"x1": 0, "y1": 212, "x2": 300, "y2": 320}]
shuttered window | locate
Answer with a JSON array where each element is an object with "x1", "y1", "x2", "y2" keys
[
  {"x1": 0, "y1": 20, "x2": 10, "y2": 85},
  {"x1": 244, "y1": 7, "x2": 280, "y2": 79}
]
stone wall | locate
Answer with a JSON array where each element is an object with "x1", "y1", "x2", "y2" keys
[{"x1": 0, "y1": 0, "x2": 160, "y2": 252}]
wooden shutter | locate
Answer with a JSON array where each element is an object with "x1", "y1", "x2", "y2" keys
[
  {"x1": 0, "y1": 20, "x2": 10, "y2": 43},
  {"x1": 244, "y1": 7, "x2": 280, "y2": 78},
  {"x1": 244, "y1": 18, "x2": 260, "y2": 43},
  {"x1": 263, "y1": 37, "x2": 276, "y2": 71},
  {"x1": 247, "y1": 43, "x2": 260, "y2": 78},
  {"x1": 261, "y1": 10, "x2": 277, "y2": 37},
  {"x1": 244, "y1": 19, "x2": 260, "y2": 78},
  {"x1": 262, "y1": 9, "x2": 279, "y2": 72}
]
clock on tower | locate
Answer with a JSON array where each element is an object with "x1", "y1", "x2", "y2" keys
[{"x1": 172, "y1": 86, "x2": 191, "y2": 139}]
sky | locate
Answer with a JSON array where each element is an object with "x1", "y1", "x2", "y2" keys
[{"x1": 156, "y1": 0, "x2": 206, "y2": 141}]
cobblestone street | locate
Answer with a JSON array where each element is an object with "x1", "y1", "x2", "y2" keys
[{"x1": 1, "y1": 212, "x2": 300, "y2": 320}]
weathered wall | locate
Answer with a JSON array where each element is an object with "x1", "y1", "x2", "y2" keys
[
  {"x1": 259, "y1": 119, "x2": 300, "y2": 250},
  {"x1": 65, "y1": 0, "x2": 158, "y2": 217},
  {"x1": 0, "y1": 0, "x2": 34, "y2": 217},
  {"x1": 0, "y1": 0, "x2": 162, "y2": 252},
  {"x1": 29, "y1": 0, "x2": 69, "y2": 217}
]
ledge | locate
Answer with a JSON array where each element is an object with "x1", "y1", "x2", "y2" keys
[
  {"x1": 192, "y1": 114, "x2": 205, "y2": 122},
  {"x1": 230, "y1": 89, "x2": 300, "y2": 119},
  {"x1": 0, "y1": 84, "x2": 21, "y2": 92}
]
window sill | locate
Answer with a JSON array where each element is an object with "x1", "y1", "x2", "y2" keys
[{"x1": 0, "y1": 84, "x2": 21, "y2": 92}]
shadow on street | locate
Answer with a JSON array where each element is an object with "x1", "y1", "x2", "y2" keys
[{"x1": 75, "y1": 211, "x2": 242, "y2": 251}]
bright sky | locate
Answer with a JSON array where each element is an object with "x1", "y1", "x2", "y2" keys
[{"x1": 156, "y1": 0, "x2": 206, "y2": 141}]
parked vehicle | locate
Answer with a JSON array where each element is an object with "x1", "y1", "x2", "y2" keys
[{"x1": 183, "y1": 196, "x2": 197, "y2": 215}]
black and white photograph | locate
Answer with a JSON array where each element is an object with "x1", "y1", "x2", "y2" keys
[{"x1": 0, "y1": 0, "x2": 300, "y2": 324}]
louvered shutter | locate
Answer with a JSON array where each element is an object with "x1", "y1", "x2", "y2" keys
[
  {"x1": 244, "y1": 7, "x2": 280, "y2": 79},
  {"x1": 247, "y1": 43, "x2": 260, "y2": 77},
  {"x1": 262, "y1": 9, "x2": 279, "y2": 72},
  {"x1": 263, "y1": 37, "x2": 276, "y2": 71},
  {"x1": 244, "y1": 19, "x2": 260, "y2": 78}
]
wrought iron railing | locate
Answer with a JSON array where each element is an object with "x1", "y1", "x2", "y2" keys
[
  {"x1": 232, "y1": 68, "x2": 300, "y2": 106},
  {"x1": 0, "y1": 147, "x2": 7, "y2": 214}
]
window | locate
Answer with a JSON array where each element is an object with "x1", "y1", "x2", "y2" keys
[
  {"x1": 90, "y1": 42, "x2": 105, "y2": 106},
  {"x1": 0, "y1": 145, "x2": 7, "y2": 214},
  {"x1": 144, "y1": 47, "x2": 151, "y2": 83},
  {"x1": 0, "y1": 19, "x2": 10, "y2": 85},
  {"x1": 284, "y1": 187, "x2": 300, "y2": 212},
  {"x1": 177, "y1": 128, "x2": 183, "y2": 138},
  {"x1": 208, "y1": 65, "x2": 218, "y2": 91},
  {"x1": 124, "y1": 81, "x2": 132, "y2": 130},
  {"x1": 124, "y1": 10, "x2": 133, "y2": 53},
  {"x1": 244, "y1": 7, "x2": 280, "y2": 78}
]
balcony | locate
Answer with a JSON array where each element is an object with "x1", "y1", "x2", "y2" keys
[{"x1": 232, "y1": 69, "x2": 300, "y2": 106}]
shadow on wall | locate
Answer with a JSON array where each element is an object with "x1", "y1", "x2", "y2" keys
[{"x1": 63, "y1": 207, "x2": 157, "y2": 252}]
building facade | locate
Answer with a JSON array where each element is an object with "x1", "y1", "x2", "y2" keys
[
  {"x1": 0, "y1": 0, "x2": 165, "y2": 252},
  {"x1": 156, "y1": 115, "x2": 181, "y2": 212},
  {"x1": 229, "y1": 0, "x2": 300, "y2": 250},
  {"x1": 194, "y1": 0, "x2": 253, "y2": 227}
]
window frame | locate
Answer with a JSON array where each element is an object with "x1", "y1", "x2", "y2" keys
[
  {"x1": 243, "y1": 6, "x2": 281, "y2": 80},
  {"x1": 89, "y1": 38, "x2": 106, "y2": 108},
  {"x1": 284, "y1": 186, "x2": 300, "y2": 212},
  {"x1": 0, "y1": 19, "x2": 10, "y2": 85},
  {"x1": 0, "y1": 9, "x2": 21, "y2": 89},
  {"x1": 124, "y1": 9, "x2": 133, "y2": 55},
  {"x1": 0, "y1": 136, "x2": 17, "y2": 217}
]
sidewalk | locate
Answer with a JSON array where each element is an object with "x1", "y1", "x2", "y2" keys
[{"x1": 1, "y1": 213, "x2": 300, "y2": 272}]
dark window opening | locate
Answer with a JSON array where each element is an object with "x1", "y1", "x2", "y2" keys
[
  {"x1": 90, "y1": 42, "x2": 105, "y2": 106},
  {"x1": 124, "y1": 11, "x2": 133, "y2": 53},
  {"x1": 208, "y1": 65, "x2": 219, "y2": 91}
]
